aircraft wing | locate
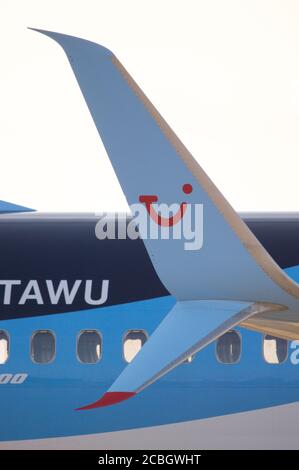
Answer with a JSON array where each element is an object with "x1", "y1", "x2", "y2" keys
[
  {"x1": 0, "y1": 201, "x2": 34, "y2": 214},
  {"x1": 241, "y1": 317, "x2": 299, "y2": 341},
  {"x1": 78, "y1": 300, "x2": 282, "y2": 409},
  {"x1": 32, "y1": 30, "x2": 299, "y2": 407}
]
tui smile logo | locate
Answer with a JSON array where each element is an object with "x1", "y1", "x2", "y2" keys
[
  {"x1": 95, "y1": 183, "x2": 203, "y2": 251},
  {"x1": 139, "y1": 184, "x2": 193, "y2": 227}
]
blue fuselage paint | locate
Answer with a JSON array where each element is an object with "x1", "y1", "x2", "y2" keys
[{"x1": 0, "y1": 214, "x2": 299, "y2": 441}]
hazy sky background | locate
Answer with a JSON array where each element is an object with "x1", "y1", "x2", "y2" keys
[{"x1": 1, "y1": 0, "x2": 299, "y2": 212}]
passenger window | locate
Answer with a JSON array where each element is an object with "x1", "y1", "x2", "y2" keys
[
  {"x1": 216, "y1": 330, "x2": 241, "y2": 364},
  {"x1": 263, "y1": 335, "x2": 288, "y2": 364},
  {"x1": 123, "y1": 330, "x2": 147, "y2": 363},
  {"x1": 31, "y1": 331, "x2": 55, "y2": 364},
  {"x1": 0, "y1": 331, "x2": 9, "y2": 364},
  {"x1": 77, "y1": 330, "x2": 102, "y2": 364}
]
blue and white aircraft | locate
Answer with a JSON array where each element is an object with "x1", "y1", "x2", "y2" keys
[{"x1": 1, "y1": 29, "x2": 299, "y2": 449}]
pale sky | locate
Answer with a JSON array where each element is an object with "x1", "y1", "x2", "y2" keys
[{"x1": 1, "y1": 0, "x2": 299, "y2": 212}]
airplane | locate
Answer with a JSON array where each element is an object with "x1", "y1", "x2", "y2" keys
[{"x1": 0, "y1": 28, "x2": 299, "y2": 449}]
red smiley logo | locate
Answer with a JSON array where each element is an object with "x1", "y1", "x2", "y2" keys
[{"x1": 139, "y1": 184, "x2": 193, "y2": 227}]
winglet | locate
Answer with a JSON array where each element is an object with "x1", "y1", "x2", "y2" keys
[
  {"x1": 29, "y1": 27, "x2": 299, "y2": 304},
  {"x1": 28, "y1": 27, "x2": 112, "y2": 57}
]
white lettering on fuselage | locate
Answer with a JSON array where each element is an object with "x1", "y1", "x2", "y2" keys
[
  {"x1": 0, "y1": 373, "x2": 28, "y2": 384},
  {"x1": 0, "y1": 280, "x2": 109, "y2": 306}
]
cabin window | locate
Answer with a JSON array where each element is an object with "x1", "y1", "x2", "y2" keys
[
  {"x1": 77, "y1": 330, "x2": 102, "y2": 364},
  {"x1": 263, "y1": 335, "x2": 288, "y2": 364},
  {"x1": 216, "y1": 330, "x2": 241, "y2": 364},
  {"x1": 0, "y1": 331, "x2": 9, "y2": 364},
  {"x1": 31, "y1": 331, "x2": 55, "y2": 364},
  {"x1": 123, "y1": 330, "x2": 147, "y2": 363}
]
